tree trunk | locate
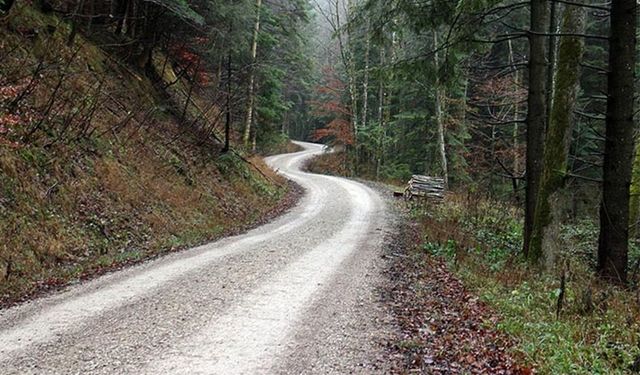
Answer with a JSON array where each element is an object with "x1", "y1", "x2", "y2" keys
[
  {"x1": 67, "y1": 0, "x2": 85, "y2": 47},
  {"x1": 251, "y1": 124, "x2": 257, "y2": 152},
  {"x1": 114, "y1": 0, "x2": 127, "y2": 35},
  {"x1": 508, "y1": 38, "x2": 521, "y2": 200},
  {"x1": 281, "y1": 111, "x2": 288, "y2": 136},
  {"x1": 242, "y1": 0, "x2": 262, "y2": 149},
  {"x1": 125, "y1": 0, "x2": 136, "y2": 39},
  {"x1": 528, "y1": 4, "x2": 586, "y2": 265},
  {"x1": 628, "y1": 141, "x2": 640, "y2": 238},
  {"x1": 546, "y1": 0, "x2": 558, "y2": 124},
  {"x1": 597, "y1": 0, "x2": 637, "y2": 284},
  {"x1": 223, "y1": 48, "x2": 232, "y2": 153},
  {"x1": 345, "y1": 0, "x2": 358, "y2": 141},
  {"x1": 433, "y1": 30, "x2": 448, "y2": 187},
  {"x1": 181, "y1": 74, "x2": 195, "y2": 123},
  {"x1": 524, "y1": 0, "x2": 549, "y2": 257},
  {"x1": 86, "y1": 0, "x2": 94, "y2": 35},
  {"x1": 361, "y1": 19, "x2": 371, "y2": 130},
  {"x1": 376, "y1": 46, "x2": 386, "y2": 180}
]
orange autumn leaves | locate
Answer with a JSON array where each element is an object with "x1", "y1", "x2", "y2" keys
[{"x1": 309, "y1": 67, "x2": 354, "y2": 146}]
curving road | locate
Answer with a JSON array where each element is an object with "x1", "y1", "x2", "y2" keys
[{"x1": 0, "y1": 141, "x2": 392, "y2": 374}]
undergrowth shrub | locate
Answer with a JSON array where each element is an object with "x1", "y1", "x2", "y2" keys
[
  {"x1": 415, "y1": 193, "x2": 640, "y2": 374},
  {"x1": 255, "y1": 132, "x2": 302, "y2": 156},
  {"x1": 380, "y1": 162, "x2": 413, "y2": 183}
]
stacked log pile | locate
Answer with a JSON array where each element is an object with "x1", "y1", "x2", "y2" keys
[{"x1": 404, "y1": 175, "x2": 445, "y2": 200}]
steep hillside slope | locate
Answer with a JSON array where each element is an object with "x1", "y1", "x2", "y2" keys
[{"x1": 0, "y1": 4, "x2": 295, "y2": 305}]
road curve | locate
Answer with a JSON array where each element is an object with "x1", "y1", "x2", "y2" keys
[{"x1": 0, "y1": 141, "x2": 392, "y2": 374}]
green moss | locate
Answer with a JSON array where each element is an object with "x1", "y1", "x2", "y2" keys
[
  {"x1": 628, "y1": 142, "x2": 640, "y2": 237},
  {"x1": 528, "y1": 5, "x2": 586, "y2": 264},
  {"x1": 8, "y1": 3, "x2": 51, "y2": 29}
]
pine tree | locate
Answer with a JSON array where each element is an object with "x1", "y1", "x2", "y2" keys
[{"x1": 597, "y1": 0, "x2": 637, "y2": 284}]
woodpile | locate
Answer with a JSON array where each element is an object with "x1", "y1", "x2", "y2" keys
[{"x1": 404, "y1": 175, "x2": 445, "y2": 200}]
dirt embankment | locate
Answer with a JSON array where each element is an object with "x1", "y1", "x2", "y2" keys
[{"x1": 0, "y1": 4, "x2": 298, "y2": 306}]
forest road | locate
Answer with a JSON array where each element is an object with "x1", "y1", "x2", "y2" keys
[{"x1": 0, "y1": 141, "x2": 393, "y2": 374}]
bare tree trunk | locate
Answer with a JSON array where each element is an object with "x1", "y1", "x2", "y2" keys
[
  {"x1": 125, "y1": 0, "x2": 136, "y2": 38},
  {"x1": 67, "y1": 0, "x2": 85, "y2": 47},
  {"x1": 344, "y1": 0, "x2": 358, "y2": 141},
  {"x1": 546, "y1": 0, "x2": 558, "y2": 124},
  {"x1": 598, "y1": 0, "x2": 637, "y2": 284},
  {"x1": 508, "y1": 38, "x2": 521, "y2": 200},
  {"x1": 216, "y1": 54, "x2": 224, "y2": 88},
  {"x1": 223, "y1": 47, "x2": 232, "y2": 153},
  {"x1": 376, "y1": 47, "x2": 385, "y2": 180},
  {"x1": 251, "y1": 125, "x2": 257, "y2": 152},
  {"x1": 281, "y1": 111, "x2": 288, "y2": 135},
  {"x1": 529, "y1": 3, "x2": 586, "y2": 265},
  {"x1": 181, "y1": 63, "x2": 198, "y2": 124},
  {"x1": 628, "y1": 140, "x2": 640, "y2": 238},
  {"x1": 242, "y1": 0, "x2": 262, "y2": 149},
  {"x1": 86, "y1": 0, "x2": 94, "y2": 35},
  {"x1": 433, "y1": 30, "x2": 448, "y2": 187},
  {"x1": 524, "y1": 0, "x2": 549, "y2": 257},
  {"x1": 114, "y1": 0, "x2": 127, "y2": 35},
  {"x1": 361, "y1": 19, "x2": 371, "y2": 130}
]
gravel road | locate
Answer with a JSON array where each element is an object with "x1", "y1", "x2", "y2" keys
[{"x1": 0, "y1": 141, "x2": 394, "y2": 374}]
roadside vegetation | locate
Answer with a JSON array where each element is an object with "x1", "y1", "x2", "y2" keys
[
  {"x1": 418, "y1": 195, "x2": 640, "y2": 374},
  {"x1": 0, "y1": 1, "x2": 310, "y2": 305}
]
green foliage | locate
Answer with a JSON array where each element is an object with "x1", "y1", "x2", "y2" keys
[
  {"x1": 419, "y1": 196, "x2": 640, "y2": 373},
  {"x1": 146, "y1": 0, "x2": 204, "y2": 25},
  {"x1": 423, "y1": 239, "x2": 457, "y2": 260},
  {"x1": 255, "y1": 132, "x2": 290, "y2": 155},
  {"x1": 215, "y1": 153, "x2": 247, "y2": 177},
  {"x1": 257, "y1": 66, "x2": 288, "y2": 124},
  {"x1": 476, "y1": 275, "x2": 640, "y2": 374},
  {"x1": 380, "y1": 162, "x2": 412, "y2": 182},
  {"x1": 249, "y1": 0, "x2": 313, "y2": 149}
]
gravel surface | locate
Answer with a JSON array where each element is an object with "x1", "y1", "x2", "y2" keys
[{"x1": 0, "y1": 141, "x2": 396, "y2": 374}]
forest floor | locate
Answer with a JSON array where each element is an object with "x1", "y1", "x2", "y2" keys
[{"x1": 367, "y1": 182, "x2": 528, "y2": 374}]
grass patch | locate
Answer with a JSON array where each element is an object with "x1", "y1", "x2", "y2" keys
[{"x1": 416, "y1": 194, "x2": 640, "y2": 374}]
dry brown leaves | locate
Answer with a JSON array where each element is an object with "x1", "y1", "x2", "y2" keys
[{"x1": 383, "y1": 224, "x2": 532, "y2": 374}]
